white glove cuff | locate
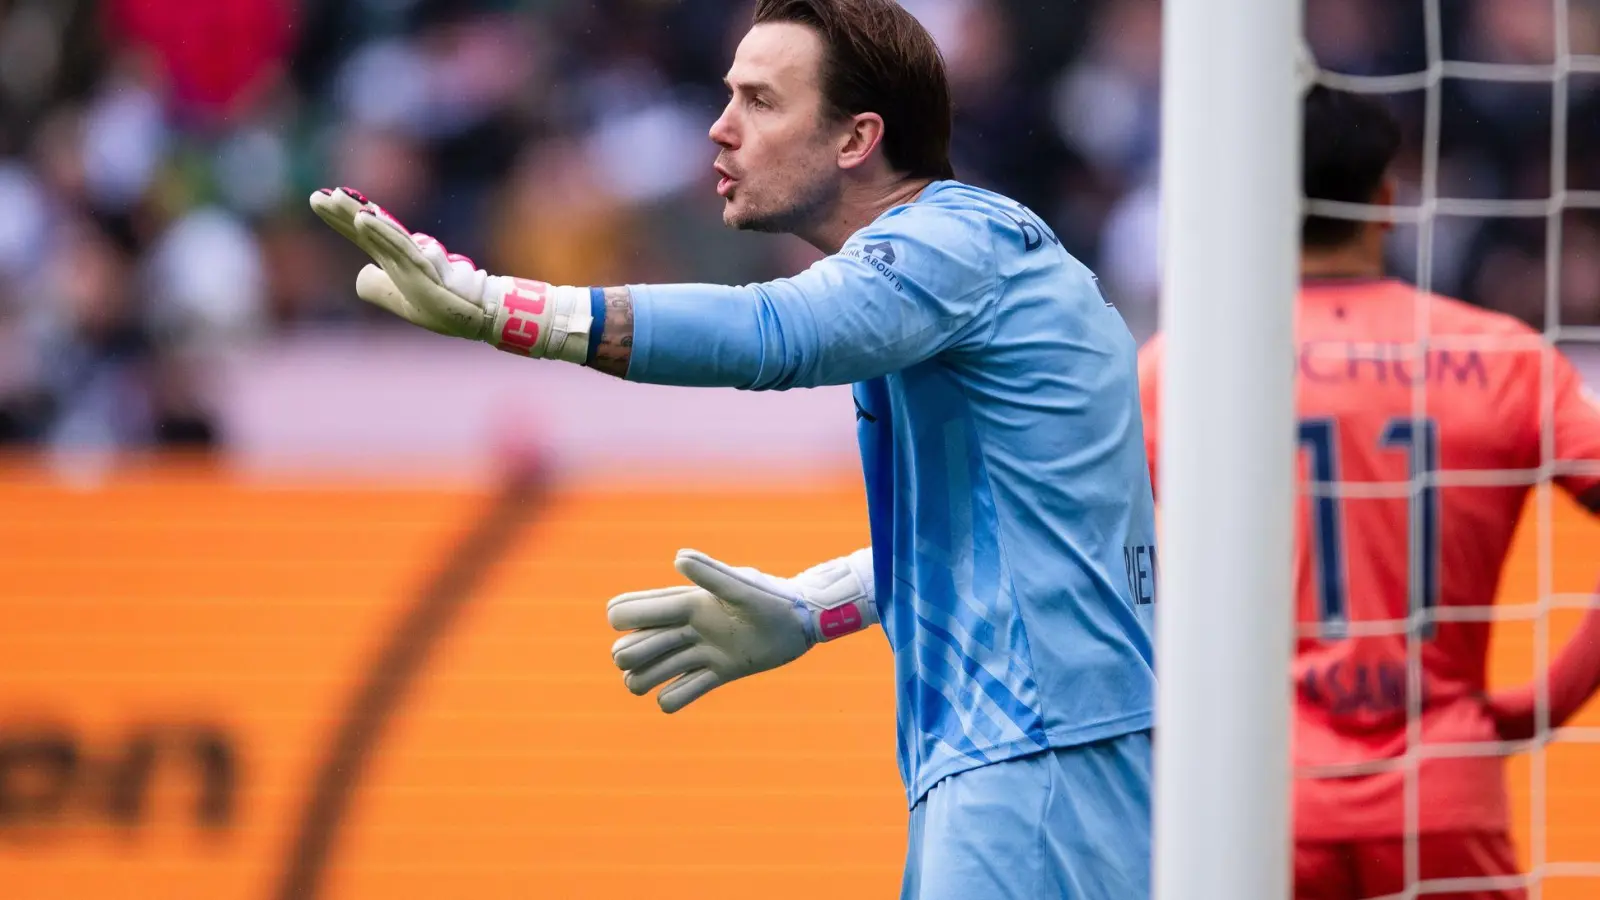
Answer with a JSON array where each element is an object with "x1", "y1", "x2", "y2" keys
[
  {"x1": 482, "y1": 279, "x2": 594, "y2": 363},
  {"x1": 792, "y1": 548, "x2": 878, "y2": 644}
]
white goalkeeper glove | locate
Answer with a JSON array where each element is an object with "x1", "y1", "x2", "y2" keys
[
  {"x1": 607, "y1": 548, "x2": 877, "y2": 713},
  {"x1": 308, "y1": 187, "x2": 592, "y2": 361}
]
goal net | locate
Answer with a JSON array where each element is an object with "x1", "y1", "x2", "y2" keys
[{"x1": 1157, "y1": 1, "x2": 1600, "y2": 899}]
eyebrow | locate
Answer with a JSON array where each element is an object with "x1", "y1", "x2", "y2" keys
[{"x1": 724, "y1": 78, "x2": 776, "y2": 97}]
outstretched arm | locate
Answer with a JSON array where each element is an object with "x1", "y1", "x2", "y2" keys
[{"x1": 312, "y1": 187, "x2": 1009, "y2": 390}]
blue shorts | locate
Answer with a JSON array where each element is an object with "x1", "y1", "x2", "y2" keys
[{"x1": 900, "y1": 730, "x2": 1152, "y2": 900}]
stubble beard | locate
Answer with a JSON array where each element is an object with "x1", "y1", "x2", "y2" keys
[{"x1": 724, "y1": 167, "x2": 840, "y2": 236}]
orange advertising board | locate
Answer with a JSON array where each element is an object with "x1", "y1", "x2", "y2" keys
[{"x1": 0, "y1": 464, "x2": 1596, "y2": 899}]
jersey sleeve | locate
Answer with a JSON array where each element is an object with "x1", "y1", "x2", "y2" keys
[
  {"x1": 1546, "y1": 348, "x2": 1600, "y2": 502},
  {"x1": 1136, "y1": 334, "x2": 1164, "y2": 501},
  {"x1": 623, "y1": 205, "x2": 1000, "y2": 390}
]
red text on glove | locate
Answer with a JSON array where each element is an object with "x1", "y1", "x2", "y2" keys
[
  {"x1": 498, "y1": 279, "x2": 550, "y2": 354},
  {"x1": 818, "y1": 604, "x2": 865, "y2": 641}
]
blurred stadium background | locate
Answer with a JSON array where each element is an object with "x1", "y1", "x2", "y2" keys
[{"x1": 2, "y1": 0, "x2": 1600, "y2": 898}]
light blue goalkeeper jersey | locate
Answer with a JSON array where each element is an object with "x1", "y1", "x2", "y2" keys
[{"x1": 624, "y1": 180, "x2": 1157, "y2": 805}]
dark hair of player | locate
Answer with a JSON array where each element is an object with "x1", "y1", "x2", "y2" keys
[
  {"x1": 753, "y1": 0, "x2": 955, "y2": 181},
  {"x1": 1301, "y1": 85, "x2": 1403, "y2": 249}
]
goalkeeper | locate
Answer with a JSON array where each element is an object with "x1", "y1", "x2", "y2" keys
[{"x1": 311, "y1": 0, "x2": 1156, "y2": 897}]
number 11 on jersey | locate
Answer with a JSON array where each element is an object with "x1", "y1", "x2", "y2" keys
[{"x1": 1298, "y1": 417, "x2": 1441, "y2": 640}]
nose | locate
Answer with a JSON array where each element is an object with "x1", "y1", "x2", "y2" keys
[{"x1": 709, "y1": 100, "x2": 738, "y2": 150}]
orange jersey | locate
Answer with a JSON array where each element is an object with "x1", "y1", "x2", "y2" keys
[{"x1": 1138, "y1": 278, "x2": 1600, "y2": 839}]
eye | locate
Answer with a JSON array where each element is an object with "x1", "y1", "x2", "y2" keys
[{"x1": 749, "y1": 96, "x2": 772, "y2": 111}]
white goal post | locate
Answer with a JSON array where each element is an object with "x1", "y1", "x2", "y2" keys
[{"x1": 1153, "y1": 1, "x2": 1302, "y2": 899}]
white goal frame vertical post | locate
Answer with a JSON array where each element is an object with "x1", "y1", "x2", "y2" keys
[{"x1": 1153, "y1": 0, "x2": 1301, "y2": 899}]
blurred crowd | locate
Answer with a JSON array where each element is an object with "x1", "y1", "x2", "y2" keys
[{"x1": 1, "y1": 0, "x2": 1599, "y2": 452}]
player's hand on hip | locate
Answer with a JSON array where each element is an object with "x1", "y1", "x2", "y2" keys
[
  {"x1": 1484, "y1": 687, "x2": 1537, "y2": 742},
  {"x1": 606, "y1": 551, "x2": 815, "y2": 714},
  {"x1": 308, "y1": 187, "x2": 592, "y2": 361}
]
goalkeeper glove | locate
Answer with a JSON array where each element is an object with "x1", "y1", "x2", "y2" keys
[
  {"x1": 607, "y1": 548, "x2": 877, "y2": 713},
  {"x1": 308, "y1": 187, "x2": 592, "y2": 361}
]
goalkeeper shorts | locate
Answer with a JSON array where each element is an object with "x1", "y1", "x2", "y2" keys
[{"x1": 900, "y1": 730, "x2": 1152, "y2": 900}]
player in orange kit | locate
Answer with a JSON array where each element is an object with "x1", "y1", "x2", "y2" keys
[{"x1": 1139, "y1": 86, "x2": 1600, "y2": 899}]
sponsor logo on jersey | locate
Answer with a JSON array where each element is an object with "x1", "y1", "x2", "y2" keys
[
  {"x1": 844, "y1": 241, "x2": 904, "y2": 293},
  {"x1": 861, "y1": 241, "x2": 896, "y2": 265}
]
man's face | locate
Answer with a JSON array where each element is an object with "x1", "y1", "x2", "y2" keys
[{"x1": 709, "y1": 23, "x2": 844, "y2": 233}]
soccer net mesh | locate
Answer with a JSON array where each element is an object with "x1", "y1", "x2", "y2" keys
[{"x1": 1302, "y1": 1, "x2": 1600, "y2": 896}]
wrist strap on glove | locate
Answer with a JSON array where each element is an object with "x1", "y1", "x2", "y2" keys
[
  {"x1": 480, "y1": 277, "x2": 593, "y2": 363},
  {"x1": 791, "y1": 548, "x2": 878, "y2": 644}
]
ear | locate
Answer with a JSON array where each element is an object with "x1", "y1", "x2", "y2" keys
[
  {"x1": 837, "y1": 112, "x2": 886, "y2": 171},
  {"x1": 1375, "y1": 176, "x2": 1397, "y2": 234}
]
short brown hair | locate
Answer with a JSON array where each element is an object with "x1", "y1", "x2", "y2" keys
[{"x1": 753, "y1": 0, "x2": 955, "y2": 181}]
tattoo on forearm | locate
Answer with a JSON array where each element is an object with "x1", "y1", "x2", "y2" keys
[{"x1": 589, "y1": 286, "x2": 634, "y2": 378}]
